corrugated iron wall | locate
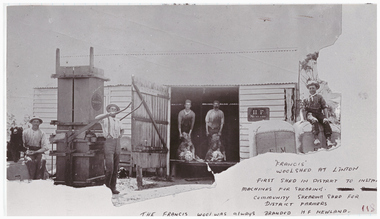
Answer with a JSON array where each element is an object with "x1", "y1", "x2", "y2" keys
[{"x1": 239, "y1": 83, "x2": 296, "y2": 161}]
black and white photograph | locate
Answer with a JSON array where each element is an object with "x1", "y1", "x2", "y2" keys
[{"x1": 3, "y1": 2, "x2": 377, "y2": 216}]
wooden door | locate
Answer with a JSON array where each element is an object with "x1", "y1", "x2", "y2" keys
[{"x1": 131, "y1": 76, "x2": 170, "y2": 152}]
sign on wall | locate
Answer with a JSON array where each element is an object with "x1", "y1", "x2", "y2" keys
[{"x1": 247, "y1": 107, "x2": 270, "y2": 121}]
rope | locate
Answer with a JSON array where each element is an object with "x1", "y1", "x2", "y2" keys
[
  {"x1": 120, "y1": 101, "x2": 144, "y2": 121},
  {"x1": 60, "y1": 48, "x2": 298, "y2": 58}
]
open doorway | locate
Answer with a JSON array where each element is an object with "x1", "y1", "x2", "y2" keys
[{"x1": 170, "y1": 86, "x2": 239, "y2": 162}]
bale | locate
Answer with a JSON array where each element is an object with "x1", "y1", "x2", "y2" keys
[
  {"x1": 248, "y1": 121, "x2": 296, "y2": 157},
  {"x1": 293, "y1": 121, "x2": 341, "y2": 153}
]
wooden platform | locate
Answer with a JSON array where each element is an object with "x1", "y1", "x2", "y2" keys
[{"x1": 170, "y1": 159, "x2": 237, "y2": 177}]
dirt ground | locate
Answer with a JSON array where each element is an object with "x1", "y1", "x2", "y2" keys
[{"x1": 111, "y1": 176, "x2": 214, "y2": 206}]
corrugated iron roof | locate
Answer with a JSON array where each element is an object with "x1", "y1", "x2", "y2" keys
[
  {"x1": 167, "y1": 82, "x2": 297, "y2": 87},
  {"x1": 34, "y1": 86, "x2": 58, "y2": 89}
]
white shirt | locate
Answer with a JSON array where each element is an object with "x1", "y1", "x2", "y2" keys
[
  {"x1": 98, "y1": 116, "x2": 122, "y2": 139},
  {"x1": 309, "y1": 93, "x2": 318, "y2": 101},
  {"x1": 22, "y1": 128, "x2": 49, "y2": 150}
]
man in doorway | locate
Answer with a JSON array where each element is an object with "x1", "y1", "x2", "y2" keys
[
  {"x1": 23, "y1": 116, "x2": 49, "y2": 180},
  {"x1": 205, "y1": 100, "x2": 224, "y2": 140},
  {"x1": 95, "y1": 104, "x2": 124, "y2": 194},
  {"x1": 301, "y1": 80, "x2": 334, "y2": 148},
  {"x1": 178, "y1": 99, "x2": 196, "y2": 138}
]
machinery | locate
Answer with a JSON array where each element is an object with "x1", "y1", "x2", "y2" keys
[{"x1": 50, "y1": 47, "x2": 109, "y2": 187}]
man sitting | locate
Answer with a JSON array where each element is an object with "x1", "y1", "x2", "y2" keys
[
  {"x1": 23, "y1": 116, "x2": 49, "y2": 180},
  {"x1": 301, "y1": 80, "x2": 335, "y2": 148}
]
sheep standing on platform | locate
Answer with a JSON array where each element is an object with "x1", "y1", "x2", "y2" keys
[
  {"x1": 205, "y1": 134, "x2": 226, "y2": 162},
  {"x1": 177, "y1": 132, "x2": 195, "y2": 162}
]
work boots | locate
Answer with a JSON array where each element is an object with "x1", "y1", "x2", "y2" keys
[
  {"x1": 326, "y1": 138, "x2": 335, "y2": 148},
  {"x1": 111, "y1": 188, "x2": 120, "y2": 194}
]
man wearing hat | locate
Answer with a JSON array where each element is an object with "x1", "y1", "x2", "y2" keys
[
  {"x1": 95, "y1": 104, "x2": 124, "y2": 194},
  {"x1": 23, "y1": 116, "x2": 49, "y2": 179},
  {"x1": 301, "y1": 80, "x2": 334, "y2": 147}
]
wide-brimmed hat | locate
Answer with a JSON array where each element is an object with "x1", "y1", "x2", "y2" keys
[
  {"x1": 29, "y1": 116, "x2": 43, "y2": 124},
  {"x1": 106, "y1": 104, "x2": 120, "y2": 112},
  {"x1": 306, "y1": 80, "x2": 320, "y2": 90}
]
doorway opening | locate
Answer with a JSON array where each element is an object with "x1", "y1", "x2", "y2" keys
[{"x1": 170, "y1": 86, "x2": 239, "y2": 162}]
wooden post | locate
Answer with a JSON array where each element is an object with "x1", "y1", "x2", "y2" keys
[
  {"x1": 136, "y1": 166, "x2": 143, "y2": 189},
  {"x1": 296, "y1": 61, "x2": 301, "y2": 121},
  {"x1": 166, "y1": 87, "x2": 171, "y2": 176},
  {"x1": 171, "y1": 162, "x2": 176, "y2": 178},
  {"x1": 65, "y1": 141, "x2": 73, "y2": 186},
  {"x1": 56, "y1": 48, "x2": 60, "y2": 73},
  {"x1": 90, "y1": 47, "x2": 94, "y2": 69}
]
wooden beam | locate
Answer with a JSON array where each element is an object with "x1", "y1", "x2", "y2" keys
[
  {"x1": 67, "y1": 114, "x2": 108, "y2": 143},
  {"x1": 133, "y1": 116, "x2": 169, "y2": 125}
]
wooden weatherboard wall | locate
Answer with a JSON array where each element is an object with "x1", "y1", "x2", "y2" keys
[
  {"x1": 33, "y1": 87, "x2": 58, "y2": 173},
  {"x1": 33, "y1": 88, "x2": 58, "y2": 136},
  {"x1": 239, "y1": 83, "x2": 297, "y2": 160}
]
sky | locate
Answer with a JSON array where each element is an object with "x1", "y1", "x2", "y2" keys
[{"x1": 6, "y1": 5, "x2": 343, "y2": 123}]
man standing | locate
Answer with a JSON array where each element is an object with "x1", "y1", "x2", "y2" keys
[
  {"x1": 95, "y1": 104, "x2": 124, "y2": 194},
  {"x1": 205, "y1": 100, "x2": 224, "y2": 139},
  {"x1": 178, "y1": 99, "x2": 196, "y2": 138},
  {"x1": 23, "y1": 116, "x2": 49, "y2": 180},
  {"x1": 301, "y1": 80, "x2": 334, "y2": 148}
]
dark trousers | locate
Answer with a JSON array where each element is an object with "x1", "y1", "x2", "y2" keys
[
  {"x1": 181, "y1": 125, "x2": 191, "y2": 134},
  {"x1": 104, "y1": 138, "x2": 120, "y2": 190},
  {"x1": 306, "y1": 111, "x2": 332, "y2": 139},
  {"x1": 25, "y1": 153, "x2": 46, "y2": 179}
]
